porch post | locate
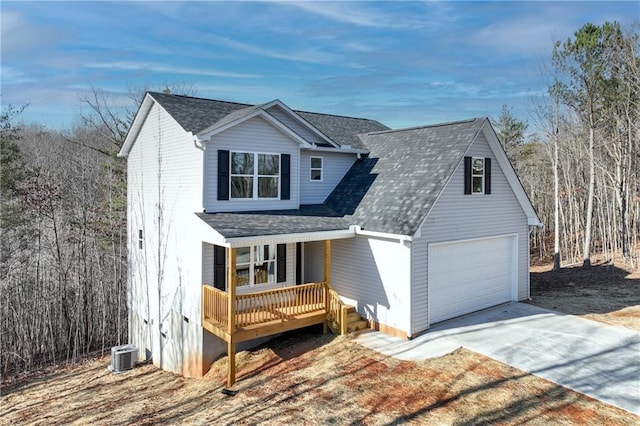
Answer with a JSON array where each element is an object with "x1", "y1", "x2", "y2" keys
[
  {"x1": 227, "y1": 247, "x2": 237, "y2": 389},
  {"x1": 324, "y1": 240, "x2": 331, "y2": 285},
  {"x1": 323, "y1": 240, "x2": 331, "y2": 334}
]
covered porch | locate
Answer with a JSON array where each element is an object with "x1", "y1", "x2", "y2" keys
[{"x1": 200, "y1": 235, "x2": 357, "y2": 389}]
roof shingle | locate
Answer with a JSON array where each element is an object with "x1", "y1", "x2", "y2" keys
[
  {"x1": 325, "y1": 118, "x2": 486, "y2": 235},
  {"x1": 148, "y1": 92, "x2": 389, "y2": 148}
]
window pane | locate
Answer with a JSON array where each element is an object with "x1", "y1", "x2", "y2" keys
[
  {"x1": 258, "y1": 154, "x2": 279, "y2": 175},
  {"x1": 258, "y1": 177, "x2": 278, "y2": 198},
  {"x1": 231, "y1": 176, "x2": 253, "y2": 198},
  {"x1": 472, "y1": 176, "x2": 483, "y2": 193},
  {"x1": 236, "y1": 264, "x2": 250, "y2": 287},
  {"x1": 472, "y1": 158, "x2": 484, "y2": 175},
  {"x1": 310, "y1": 157, "x2": 322, "y2": 168},
  {"x1": 254, "y1": 261, "x2": 275, "y2": 284},
  {"x1": 236, "y1": 247, "x2": 251, "y2": 264},
  {"x1": 265, "y1": 244, "x2": 276, "y2": 261},
  {"x1": 231, "y1": 152, "x2": 254, "y2": 174},
  {"x1": 310, "y1": 169, "x2": 322, "y2": 180}
]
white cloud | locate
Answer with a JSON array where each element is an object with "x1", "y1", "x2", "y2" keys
[
  {"x1": 282, "y1": 1, "x2": 442, "y2": 30},
  {"x1": 1, "y1": 66, "x2": 36, "y2": 84},
  {"x1": 84, "y1": 61, "x2": 260, "y2": 79},
  {"x1": 1, "y1": 10, "x2": 66, "y2": 57},
  {"x1": 206, "y1": 34, "x2": 341, "y2": 65}
]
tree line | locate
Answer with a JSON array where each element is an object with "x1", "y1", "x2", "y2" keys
[
  {"x1": 1, "y1": 23, "x2": 638, "y2": 377},
  {"x1": 495, "y1": 21, "x2": 639, "y2": 270}
]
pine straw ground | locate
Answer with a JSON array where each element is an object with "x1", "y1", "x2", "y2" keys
[{"x1": 2, "y1": 262, "x2": 639, "y2": 425}]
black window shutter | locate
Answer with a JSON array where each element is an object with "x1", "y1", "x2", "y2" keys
[
  {"x1": 213, "y1": 245, "x2": 226, "y2": 290},
  {"x1": 484, "y1": 158, "x2": 492, "y2": 195},
  {"x1": 295, "y1": 242, "x2": 302, "y2": 285},
  {"x1": 281, "y1": 154, "x2": 290, "y2": 200},
  {"x1": 463, "y1": 156, "x2": 472, "y2": 194},
  {"x1": 217, "y1": 150, "x2": 230, "y2": 201},
  {"x1": 277, "y1": 243, "x2": 286, "y2": 283}
]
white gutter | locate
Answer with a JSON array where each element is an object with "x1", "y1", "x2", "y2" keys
[
  {"x1": 305, "y1": 145, "x2": 369, "y2": 155},
  {"x1": 223, "y1": 228, "x2": 356, "y2": 248},
  {"x1": 352, "y1": 225, "x2": 413, "y2": 243}
]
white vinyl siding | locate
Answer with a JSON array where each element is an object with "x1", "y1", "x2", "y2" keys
[
  {"x1": 299, "y1": 151, "x2": 357, "y2": 204},
  {"x1": 302, "y1": 241, "x2": 325, "y2": 283},
  {"x1": 202, "y1": 243, "x2": 214, "y2": 285},
  {"x1": 411, "y1": 132, "x2": 529, "y2": 334},
  {"x1": 127, "y1": 101, "x2": 218, "y2": 376},
  {"x1": 204, "y1": 116, "x2": 299, "y2": 212},
  {"x1": 266, "y1": 105, "x2": 327, "y2": 146},
  {"x1": 330, "y1": 235, "x2": 412, "y2": 336}
]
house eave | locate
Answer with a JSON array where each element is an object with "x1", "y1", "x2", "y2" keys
[
  {"x1": 354, "y1": 226, "x2": 413, "y2": 243},
  {"x1": 221, "y1": 228, "x2": 356, "y2": 248},
  {"x1": 304, "y1": 145, "x2": 369, "y2": 155},
  {"x1": 118, "y1": 93, "x2": 155, "y2": 158}
]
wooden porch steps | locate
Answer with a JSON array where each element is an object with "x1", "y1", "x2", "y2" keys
[{"x1": 329, "y1": 305, "x2": 370, "y2": 334}]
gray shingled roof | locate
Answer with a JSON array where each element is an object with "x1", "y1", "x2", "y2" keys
[
  {"x1": 149, "y1": 92, "x2": 488, "y2": 237},
  {"x1": 196, "y1": 205, "x2": 349, "y2": 238},
  {"x1": 196, "y1": 118, "x2": 487, "y2": 238},
  {"x1": 148, "y1": 92, "x2": 250, "y2": 135},
  {"x1": 325, "y1": 118, "x2": 486, "y2": 235},
  {"x1": 297, "y1": 111, "x2": 389, "y2": 150},
  {"x1": 148, "y1": 92, "x2": 389, "y2": 149}
]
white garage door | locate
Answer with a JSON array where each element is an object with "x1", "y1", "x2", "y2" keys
[{"x1": 428, "y1": 235, "x2": 516, "y2": 324}]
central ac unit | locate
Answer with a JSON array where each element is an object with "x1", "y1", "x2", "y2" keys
[{"x1": 109, "y1": 344, "x2": 138, "y2": 372}]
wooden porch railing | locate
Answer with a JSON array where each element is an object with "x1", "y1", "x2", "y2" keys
[
  {"x1": 236, "y1": 282, "x2": 326, "y2": 327},
  {"x1": 328, "y1": 288, "x2": 348, "y2": 335},
  {"x1": 202, "y1": 286, "x2": 228, "y2": 326},
  {"x1": 202, "y1": 282, "x2": 327, "y2": 331}
]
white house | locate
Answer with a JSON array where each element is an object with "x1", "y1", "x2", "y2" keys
[{"x1": 118, "y1": 92, "x2": 541, "y2": 385}]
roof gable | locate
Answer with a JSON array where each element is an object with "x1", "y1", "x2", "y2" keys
[
  {"x1": 325, "y1": 118, "x2": 486, "y2": 235},
  {"x1": 476, "y1": 121, "x2": 541, "y2": 226},
  {"x1": 119, "y1": 92, "x2": 389, "y2": 157},
  {"x1": 325, "y1": 117, "x2": 540, "y2": 235}
]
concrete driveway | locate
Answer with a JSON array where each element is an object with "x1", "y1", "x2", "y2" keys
[{"x1": 356, "y1": 302, "x2": 640, "y2": 415}]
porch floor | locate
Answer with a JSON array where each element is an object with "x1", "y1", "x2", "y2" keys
[{"x1": 203, "y1": 303, "x2": 327, "y2": 343}]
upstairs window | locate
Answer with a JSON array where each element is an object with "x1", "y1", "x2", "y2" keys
[
  {"x1": 230, "y1": 152, "x2": 279, "y2": 199},
  {"x1": 472, "y1": 157, "x2": 484, "y2": 194},
  {"x1": 464, "y1": 156, "x2": 492, "y2": 195},
  {"x1": 310, "y1": 156, "x2": 323, "y2": 181}
]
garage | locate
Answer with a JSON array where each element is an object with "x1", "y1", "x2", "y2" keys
[{"x1": 428, "y1": 235, "x2": 516, "y2": 324}]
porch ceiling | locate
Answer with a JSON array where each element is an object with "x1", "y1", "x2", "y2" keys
[{"x1": 196, "y1": 204, "x2": 352, "y2": 240}]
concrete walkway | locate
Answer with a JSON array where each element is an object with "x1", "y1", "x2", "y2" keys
[{"x1": 356, "y1": 302, "x2": 640, "y2": 415}]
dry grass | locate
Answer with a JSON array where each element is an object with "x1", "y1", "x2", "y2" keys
[
  {"x1": 530, "y1": 261, "x2": 640, "y2": 331},
  {"x1": 2, "y1": 261, "x2": 639, "y2": 425}
]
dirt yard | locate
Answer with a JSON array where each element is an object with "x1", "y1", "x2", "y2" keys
[
  {"x1": 530, "y1": 261, "x2": 640, "y2": 331},
  {"x1": 2, "y1": 262, "x2": 639, "y2": 425}
]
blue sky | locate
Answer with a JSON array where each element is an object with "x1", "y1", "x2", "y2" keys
[{"x1": 2, "y1": 1, "x2": 638, "y2": 131}]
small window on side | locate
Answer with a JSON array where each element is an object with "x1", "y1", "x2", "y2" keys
[
  {"x1": 138, "y1": 229, "x2": 143, "y2": 249},
  {"x1": 472, "y1": 157, "x2": 484, "y2": 194},
  {"x1": 310, "y1": 156, "x2": 323, "y2": 181}
]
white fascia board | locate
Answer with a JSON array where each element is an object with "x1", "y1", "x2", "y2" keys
[
  {"x1": 480, "y1": 121, "x2": 542, "y2": 227},
  {"x1": 265, "y1": 100, "x2": 340, "y2": 148},
  {"x1": 353, "y1": 225, "x2": 413, "y2": 243},
  {"x1": 223, "y1": 228, "x2": 355, "y2": 248},
  {"x1": 118, "y1": 93, "x2": 154, "y2": 158},
  {"x1": 304, "y1": 145, "x2": 369, "y2": 155},
  {"x1": 528, "y1": 217, "x2": 543, "y2": 227}
]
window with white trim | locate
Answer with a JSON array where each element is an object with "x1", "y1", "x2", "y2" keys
[
  {"x1": 310, "y1": 156, "x2": 323, "y2": 181},
  {"x1": 235, "y1": 244, "x2": 276, "y2": 287},
  {"x1": 472, "y1": 157, "x2": 484, "y2": 194},
  {"x1": 230, "y1": 152, "x2": 279, "y2": 199}
]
